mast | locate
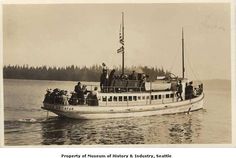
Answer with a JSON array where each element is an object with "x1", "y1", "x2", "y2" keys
[
  {"x1": 121, "y1": 12, "x2": 125, "y2": 75},
  {"x1": 182, "y1": 28, "x2": 185, "y2": 79}
]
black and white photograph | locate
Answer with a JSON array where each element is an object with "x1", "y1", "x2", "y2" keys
[{"x1": 2, "y1": 2, "x2": 232, "y2": 146}]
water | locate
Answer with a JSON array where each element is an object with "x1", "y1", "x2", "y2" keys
[{"x1": 3, "y1": 79, "x2": 231, "y2": 145}]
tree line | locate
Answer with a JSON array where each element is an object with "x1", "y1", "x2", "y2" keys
[{"x1": 3, "y1": 65, "x2": 170, "y2": 82}]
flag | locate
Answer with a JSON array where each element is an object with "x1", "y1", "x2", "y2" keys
[
  {"x1": 119, "y1": 24, "x2": 124, "y2": 45},
  {"x1": 117, "y1": 46, "x2": 124, "y2": 53},
  {"x1": 120, "y1": 38, "x2": 124, "y2": 45}
]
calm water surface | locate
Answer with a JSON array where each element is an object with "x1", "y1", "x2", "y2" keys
[{"x1": 4, "y1": 79, "x2": 231, "y2": 145}]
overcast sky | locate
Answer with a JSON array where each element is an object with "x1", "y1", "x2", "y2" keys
[{"x1": 3, "y1": 3, "x2": 231, "y2": 80}]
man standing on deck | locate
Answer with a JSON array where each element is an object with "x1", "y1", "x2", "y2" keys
[
  {"x1": 189, "y1": 81, "x2": 194, "y2": 99},
  {"x1": 176, "y1": 80, "x2": 183, "y2": 101},
  {"x1": 74, "y1": 82, "x2": 83, "y2": 104}
]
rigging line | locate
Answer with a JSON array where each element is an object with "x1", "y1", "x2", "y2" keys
[
  {"x1": 169, "y1": 51, "x2": 179, "y2": 73},
  {"x1": 186, "y1": 52, "x2": 201, "y2": 82},
  {"x1": 182, "y1": 40, "x2": 199, "y2": 81},
  {"x1": 186, "y1": 56, "x2": 198, "y2": 80}
]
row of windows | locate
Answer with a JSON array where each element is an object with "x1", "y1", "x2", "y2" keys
[{"x1": 101, "y1": 94, "x2": 174, "y2": 102}]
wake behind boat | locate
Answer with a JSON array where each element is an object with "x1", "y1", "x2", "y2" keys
[{"x1": 41, "y1": 13, "x2": 204, "y2": 119}]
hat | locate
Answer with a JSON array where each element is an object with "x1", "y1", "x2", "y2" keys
[{"x1": 78, "y1": 82, "x2": 81, "y2": 85}]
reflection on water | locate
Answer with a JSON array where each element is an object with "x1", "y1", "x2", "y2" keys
[
  {"x1": 5, "y1": 113, "x2": 205, "y2": 145},
  {"x1": 37, "y1": 111, "x2": 204, "y2": 145},
  {"x1": 41, "y1": 117, "x2": 145, "y2": 145}
]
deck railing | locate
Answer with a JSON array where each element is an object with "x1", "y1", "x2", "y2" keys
[{"x1": 43, "y1": 83, "x2": 203, "y2": 106}]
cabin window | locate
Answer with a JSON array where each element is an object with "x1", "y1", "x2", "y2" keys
[
  {"x1": 146, "y1": 96, "x2": 150, "y2": 99},
  {"x1": 129, "y1": 96, "x2": 132, "y2": 101},
  {"x1": 170, "y1": 93, "x2": 174, "y2": 98},
  {"x1": 166, "y1": 94, "x2": 170, "y2": 98},
  {"x1": 151, "y1": 95, "x2": 154, "y2": 100},
  {"x1": 138, "y1": 96, "x2": 141, "y2": 100},
  {"x1": 102, "y1": 96, "x2": 107, "y2": 102},
  {"x1": 119, "y1": 96, "x2": 123, "y2": 101},
  {"x1": 108, "y1": 96, "x2": 112, "y2": 102},
  {"x1": 155, "y1": 95, "x2": 158, "y2": 100},
  {"x1": 133, "y1": 96, "x2": 137, "y2": 101},
  {"x1": 142, "y1": 96, "x2": 145, "y2": 100},
  {"x1": 113, "y1": 96, "x2": 117, "y2": 101},
  {"x1": 159, "y1": 95, "x2": 162, "y2": 99},
  {"x1": 124, "y1": 96, "x2": 128, "y2": 101}
]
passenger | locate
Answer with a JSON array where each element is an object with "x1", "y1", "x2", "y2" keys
[
  {"x1": 43, "y1": 89, "x2": 52, "y2": 103},
  {"x1": 197, "y1": 85, "x2": 202, "y2": 95},
  {"x1": 176, "y1": 80, "x2": 183, "y2": 101},
  {"x1": 100, "y1": 69, "x2": 109, "y2": 92},
  {"x1": 61, "y1": 90, "x2": 69, "y2": 105},
  {"x1": 108, "y1": 69, "x2": 116, "y2": 87},
  {"x1": 130, "y1": 71, "x2": 136, "y2": 80},
  {"x1": 189, "y1": 81, "x2": 194, "y2": 99},
  {"x1": 74, "y1": 82, "x2": 84, "y2": 104},
  {"x1": 58, "y1": 90, "x2": 65, "y2": 104},
  {"x1": 52, "y1": 88, "x2": 61, "y2": 104},
  {"x1": 102, "y1": 62, "x2": 108, "y2": 73},
  {"x1": 198, "y1": 84, "x2": 203, "y2": 94},
  {"x1": 140, "y1": 74, "x2": 146, "y2": 91},
  {"x1": 69, "y1": 92, "x2": 78, "y2": 105},
  {"x1": 185, "y1": 83, "x2": 189, "y2": 100},
  {"x1": 91, "y1": 87, "x2": 99, "y2": 106},
  {"x1": 82, "y1": 85, "x2": 88, "y2": 104}
]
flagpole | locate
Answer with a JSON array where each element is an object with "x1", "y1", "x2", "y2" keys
[{"x1": 122, "y1": 12, "x2": 125, "y2": 75}]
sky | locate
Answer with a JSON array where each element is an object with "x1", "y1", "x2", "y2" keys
[{"x1": 3, "y1": 3, "x2": 231, "y2": 80}]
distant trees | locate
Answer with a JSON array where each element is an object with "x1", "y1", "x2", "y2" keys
[{"x1": 3, "y1": 65, "x2": 170, "y2": 82}]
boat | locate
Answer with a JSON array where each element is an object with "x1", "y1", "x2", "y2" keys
[{"x1": 41, "y1": 12, "x2": 204, "y2": 119}]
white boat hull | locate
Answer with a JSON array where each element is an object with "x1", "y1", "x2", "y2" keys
[{"x1": 42, "y1": 93, "x2": 204, "y2": 119}]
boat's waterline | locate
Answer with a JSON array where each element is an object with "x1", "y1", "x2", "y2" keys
[{"x1": 42, "y1": 93, "x2": 204, "y2": 119}]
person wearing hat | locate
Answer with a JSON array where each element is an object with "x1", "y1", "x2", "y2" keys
[
  {"x1": 130, "y1": 71, "x2": 136, "y2": 80},
  {"x1": 100, "y1": 67, "x2": 109, "y2": 92},
  {"x1": 185, "y1": 81, "x2": 193, "y2": 100},
  {"x1": 176, "y1": 80, "x2": 183, "y2": 101},
  {"x1": 74, "y1": 82, "x2": 83, "y2": 104},
  {"x1": 189, "y1": 81, "x2": 194, "y2": 99},
  {"x1": 141, "y1": 74, "x2": 146, "y2": 91}
]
